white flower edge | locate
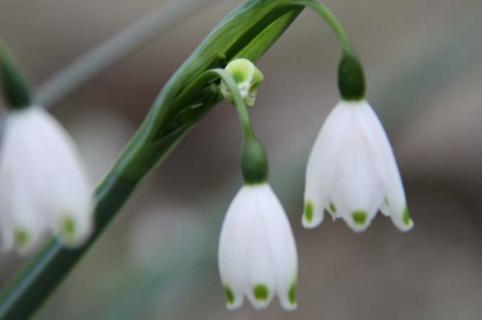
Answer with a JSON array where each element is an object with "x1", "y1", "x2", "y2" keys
[
  {"x1": 303, "y1": 100, "x2": 413, "y2": 232},
  {"x1": 218, "y1": 183, "x2": 298, "y2": 310},
  {"x1": 0, "y1": 106, "x2": 93, "y2": 254}
]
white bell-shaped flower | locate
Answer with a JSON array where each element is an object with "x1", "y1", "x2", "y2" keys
[
  {"x1": 218, "y1": 183, "x2": 297, "y2": 311},
  {"x1": 303, "y1": 100, "x2": 413, "y2": 232},
  {"x1": 0, "y1": 106, "x2": 93, "y2": 254}
]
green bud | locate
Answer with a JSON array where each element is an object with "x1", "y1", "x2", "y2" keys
[
  {"x1": 221, "y1": 58, "x2": 264, "y2": 107},
  {"x1": 338, "y1": 52, "x2": 365, "y2": 101},
  {"x1": 241, "y1": 137, "x2": 268, "y2": 184},
  {"x1": 0, "y1": 41, "x2": 32, "y2": 109}
]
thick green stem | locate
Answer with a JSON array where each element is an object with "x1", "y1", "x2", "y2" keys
[{"x1": 0, "y1": 2, "x2": 303, "y2": 319}]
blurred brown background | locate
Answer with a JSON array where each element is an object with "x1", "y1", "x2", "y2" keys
[{"x1": 1, "y1": 0, "x2": 482, "y2": 319}]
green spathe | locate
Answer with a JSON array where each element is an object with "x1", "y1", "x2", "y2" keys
[{"x1": 221, "y1": 58, "x2": 264, "y2": 107}]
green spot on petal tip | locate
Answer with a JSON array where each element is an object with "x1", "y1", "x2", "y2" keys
[
  {"x1": 288, "y1": 282, "x2": 297, "y2": 305},
  {"x1": 304, "y1": 201, "x2": 314, "y2": 223},
  {"x1": 402, "y1": 208, "x2": 412, "y2": 226},
  {"x1": 14, "y1": 229, "x2": 29, "y2": 248},
  {"x1": 352, "y1": 211, "x2": 367, "y2": 226},
  {"x1": 253, "y1": 284, "x2": 269, "y2": 301},
  {"x1": 329, "y1": 202, "x2": 337, "y2": 214},
  {"x1": 224, "y1": 286, "x2": 235, "y2": 305},
  {"x1": 61, "y1": 216, "x2": 76, "y2": 241}
]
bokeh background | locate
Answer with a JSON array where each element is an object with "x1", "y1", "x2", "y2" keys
[{"x1": 1, "y1": 0, "x2": 482, "y2": 319}]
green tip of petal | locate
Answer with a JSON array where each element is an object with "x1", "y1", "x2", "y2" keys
[
  {"x1": 14, "y1": 229, "x2": 30, "y2": 249},
  {"x1": 402, "y1": 208, "x2": 413, "y2": 226},
  {"x1": 60, "y1": 216, "x2": 76, "y2": 243},
  {"x1": 329, "y1": 202, "x2": 337, "y2": 214},
  {"x1": 352, "y1": 211, "x2": 367, "y2": 226},
  {"x1": 253, "y1": 284, "x2": 269, "y2": 301},
  {"x1": 224, "y1": 286, "x2": 235, "y2": 305},
  {"x1": 304, "y1": 201, "x2": 314, "y2": 223},
  {"x1": 288, "y1": 282, "x2": 297, "y2": 305}
]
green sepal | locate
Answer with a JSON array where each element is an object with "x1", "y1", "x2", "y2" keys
[
  {"x1": 241, "y1": 136, "x2": 268, "y2": 184},
  {"x1": 338, "y1": 52, "x2": 365, "y2": 101},
  {"x1": 0, "y1": 41, "x2": 32, "y2": 109}
]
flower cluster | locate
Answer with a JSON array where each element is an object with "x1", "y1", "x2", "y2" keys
[{"x1": 217, "y1": 53, "x2": 413, "y2": 311}]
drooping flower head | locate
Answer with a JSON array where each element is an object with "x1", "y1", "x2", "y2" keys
[
  {"x1": 0, "y1": 107, "x2": 93, "y2": 254},
  {"x1": 219, "y1": 183, "x2": 298, "y2": 310},
  {"x1": 218, "y1": 60, "x2": 298, "y2": 310},
  {"x1": 303, "y1": 53, "x2": 413, "y2": 232},
  {"x1": 0, "y1": 42, "x2": 93, "y2": 254}
]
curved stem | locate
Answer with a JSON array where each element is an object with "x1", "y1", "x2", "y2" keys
[
  {"x1": 172, "y1": 68, "x2": 254, "y2": 139},
  {"x1": 209, "y1": 69, "x2": 254, "y2": 139},
  {"x1": 288, "y1": 0, "x2": 353, "y2": 53}
]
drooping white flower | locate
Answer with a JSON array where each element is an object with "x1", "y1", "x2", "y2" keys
[
  {"x1": 0, "y1": 106, "x2": 93, "y2": 254},
  {"x1": 218, "y1": 183, "x2": 298, "y2": 311},
  {"x1": 303, "y1": 100, "x2": 413, "y2": 232}
]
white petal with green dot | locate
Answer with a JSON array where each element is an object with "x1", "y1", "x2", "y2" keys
[
  {"x1": 0, "y1": 106, "x2": 93, "y2": 254},
  {"x1": 303, "y1": 103, "x2": 350, "y2": 228},
  {"x1": 218, "y1": 184, "x2": 298, "y2": 311},
  {"x1": 355, "y1": 101, "x2": 413, "y2": 231}
]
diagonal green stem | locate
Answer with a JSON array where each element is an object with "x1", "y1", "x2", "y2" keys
[{"x1": 0, "y1": 2, "x2": 304, "y2": 319}]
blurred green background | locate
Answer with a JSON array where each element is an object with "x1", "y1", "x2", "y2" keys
[{"x1": 1, "y1": 0, "x2": 482, "y2": 319}]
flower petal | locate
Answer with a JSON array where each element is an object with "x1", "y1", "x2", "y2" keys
[
  {"x1": 330, "y1": 104, "x2": 383, "y2": 232},
  {"x1": 218, "y1": 187, "x2": 255, "y2": 309},
  {"x1": 256, "y1": 185, "x2": 298, "y2": 310},
  {"x1": 355, "y1": 102, "x2": 413, "y2": 231},
  {"x1": 303, "y1": 101, "x2": 351, "y2": 228}
]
